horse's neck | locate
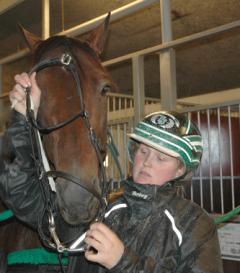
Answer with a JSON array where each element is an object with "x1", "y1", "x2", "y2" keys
[{"x1": 107, "y1": 187, "x2": 125, "y2": 203}]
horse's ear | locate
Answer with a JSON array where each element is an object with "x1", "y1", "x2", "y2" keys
[
  {"x1": 86, "y1": 13, "x2": 110, "y2": 55},
  {"x1": 18, "y1": 23, "x2": 42, "y2": 50}
]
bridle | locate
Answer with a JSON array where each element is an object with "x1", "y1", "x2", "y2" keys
[{"x1": 26, "y1": 52, "x2": 109, "y2": 253}]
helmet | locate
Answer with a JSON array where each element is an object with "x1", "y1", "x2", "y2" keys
[{"x1": 128, "y1": 111, "x2": 203, "y2": 172}]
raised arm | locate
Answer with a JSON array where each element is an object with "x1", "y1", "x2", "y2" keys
[
  {"x1": 0, "y1": 110, "x2": 44, "y2": 228},
  {"x1": 0, "y1": 72, "x2": 43, "y2": 227}
]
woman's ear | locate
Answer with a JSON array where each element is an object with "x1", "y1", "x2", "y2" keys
[{"x1": 175, "y1": 163, "x2": 186, "y2": 178}]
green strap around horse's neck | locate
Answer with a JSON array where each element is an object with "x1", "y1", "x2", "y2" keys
[
  {"x1": 8, "y1": 248, "x2": 68, "y2": 266},
  {"x1": 0, "y1": 209, "x2": 14, "y2": 221}
]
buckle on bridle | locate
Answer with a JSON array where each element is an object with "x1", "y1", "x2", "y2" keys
[{"x1": 60, "y1": 53, "x2": 72, "y2": 66}]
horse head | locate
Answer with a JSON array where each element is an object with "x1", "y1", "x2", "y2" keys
[{"x1": 20, "y1": 15, "x2": 114, "y2": 226}]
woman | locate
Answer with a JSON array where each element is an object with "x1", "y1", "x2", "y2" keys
[{"x1": 0, "y1": 73, "x2": 223, "y2": 272}]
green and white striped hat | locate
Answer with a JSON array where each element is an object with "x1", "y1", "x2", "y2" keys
[{"x1": 128, "y1": 111, "x2": 203, "y2": 171}]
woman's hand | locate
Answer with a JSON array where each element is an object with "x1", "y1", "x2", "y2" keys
[
  {"x1": 9, "y1": 72, "x2": 41, "y2": 117},
  {"x1": 84, "y1": 222, "x2": 124, "y2": 269}
]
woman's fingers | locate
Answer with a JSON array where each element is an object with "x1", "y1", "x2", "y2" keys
[
  {"x1": 9, "y1": 80, "x2": 27, "y2": 111},
  {"x1": 84, "y1": 224, "x2": 107, "y2": 252},
  {"x1": 88, "y1": 222, "x2": 110, "y2": 240},
  {"x1": 10, "y1": 72, "x2": 41, "y2": 117},
  {"x1": 14, "y1": 73, "x2": 31, "y2": 88},
  {"x1": 10, "y1": 89, "x2": 24, "y2": 103},
  {"x1": 84, "y1": 233, "x2": 102, "y2": 251},
  {"x1": 10, "y1": 74, "x2": 29, "y2": 115},
  {"x1": 84, "y1": 222, "x2": 124, "y2": 269}
]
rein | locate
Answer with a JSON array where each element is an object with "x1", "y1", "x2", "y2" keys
[{"x1": 26, "y1": 52, "x2": 108, "y2": 253}]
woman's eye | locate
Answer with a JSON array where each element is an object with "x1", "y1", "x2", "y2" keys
[
  {"x1": 157, "y1": 156, "x2": 168, "y2": 162},
  {"x1": 139, "y1": 148, "x2": 147, "y2": 154}
]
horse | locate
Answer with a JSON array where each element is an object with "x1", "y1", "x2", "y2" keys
[{"x1": 0, "y1": 14, "x2": 116, "y2": 271}]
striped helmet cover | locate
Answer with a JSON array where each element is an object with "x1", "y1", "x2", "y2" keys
[{"x1": 128, "y1": 111, "x2": 203, "y2": 171}]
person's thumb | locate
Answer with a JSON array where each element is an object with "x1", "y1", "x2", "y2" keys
[
  {"x1": 30, "y1": 72, "x2": 41, "y2": 114},
  {"x1": 30, "y1": 72, "x2": 40, "y2": 92}
]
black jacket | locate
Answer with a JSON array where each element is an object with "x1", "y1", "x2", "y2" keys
[{"x1": 0, "y1": 112, "x2": 223, "y2": 273}]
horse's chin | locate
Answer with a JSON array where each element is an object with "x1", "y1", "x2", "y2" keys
[
  {"x1": 60, "y1": 206, "x2": 98, "y2": 226},
  {"x1": 57, "y1": 193, "x2": 100, "y2": 226}
]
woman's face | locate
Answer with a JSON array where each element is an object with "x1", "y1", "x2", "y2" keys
[{"x1": 132, "y1": 143, "x2": 185, "y2": 186}]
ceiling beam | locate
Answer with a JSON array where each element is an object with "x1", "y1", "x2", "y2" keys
[
  {"x1": 0, "y1": 0, "x2": 25, "y2": 15},
  {"x1": 58, "y1": 0, "x2": 158, "y2": 37}
]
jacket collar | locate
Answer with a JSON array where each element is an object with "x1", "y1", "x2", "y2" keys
[
  {"x1": 124, "y1": 178, "x2": 177, "y2": 199},
  {"x1": 122, "y1": 178, "x2": 178, "y2": 218}
]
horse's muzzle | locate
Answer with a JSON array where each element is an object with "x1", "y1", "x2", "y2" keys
[{"x1": 56, "y1": 183, "x2": 101, "y2": 225}]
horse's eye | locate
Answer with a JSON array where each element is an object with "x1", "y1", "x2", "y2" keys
[{"x1": 101, "y1": 84, "x2": 111, "y2": 94}]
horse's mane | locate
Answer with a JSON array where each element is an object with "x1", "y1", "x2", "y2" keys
[{"x1": 34, "y1": 35, "x2": 99, "y2": 62}]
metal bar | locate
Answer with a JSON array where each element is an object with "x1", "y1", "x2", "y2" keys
[
  {"x1": 0, "y1": 92, "x2": 8, "y2": 99},
  {"x1": 0, "y1": 0, "x2": 25, "y2": 15},
  {"x1": 197, "y1": 111, "x2": 203, "y2": 208},
  {"x1": 42, "y1": 0, "x2": 50, "y2": 39},
  {"x1": 123, "y1": 122, "x2": 127, "y2": 178},
  {"x1": 217, "y1": 107, "x2": 224, "y2": 213},
  {"x1": 0, "y1": 48, "x2": 29, "y2": 65},
  {"x1": 130, "y1": 98, "x2": 133, "y2": 108},
  {"x1": 132, "y1": 55, "x2": 145, "y2": 124},
  {"x1": 59, "y1": 0, "x2": 159, "y2": 37},
  {"x1": 187, "y1": 112, "x2": 194, "y2": 200},
  {"x1": 107, "y1": 96, "x2": 110, "y2": 112},
  {"x1": 113, "y1": 96, "x2": 116, "y2": 111},
  {"x1": 227, "y1": 106, "x2": 235, "y2": 209},
  {"x1": 118, "y1": 97, "x2": 121, "y2": 110},
  {"x1": 207, "y1": 109, "x2": 214, "y2": 211},
  {"x1": 110, "y1": 126, "x2": 114, "y2": 179},
  {"x1": 159, "y1": 48, "x2": 177, "y2": 110},
  {"x1": 160, "y1": 0, "x2": 172, "y2": 41},
  {"x1": 117, "y1": 124, "x2": 121, "y2": 179},
  {"x1": 192, "y1": 176, "x2": 240, "y2": 180},
  {"x1": 0, "y1": 65, "x2": 2, "y2": 94},
  {"x1": 159, "y1": 0, "x2": 176, "y2": 110},
  {"x1": 180, "y1": 100, "x2": 240, "y2": 114}
]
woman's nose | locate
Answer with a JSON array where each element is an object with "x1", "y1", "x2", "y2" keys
[{"x1": 143, "y1": 154, "x2": 152, "y2": 167}]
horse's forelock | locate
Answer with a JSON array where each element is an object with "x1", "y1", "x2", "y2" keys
[{"x1": 34, "y1": 36, "x2": 99, "y2": 62}]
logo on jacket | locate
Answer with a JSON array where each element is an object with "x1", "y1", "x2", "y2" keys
[{"x1": 132, "y1": 191, "x2": 148, "y2": 199}]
